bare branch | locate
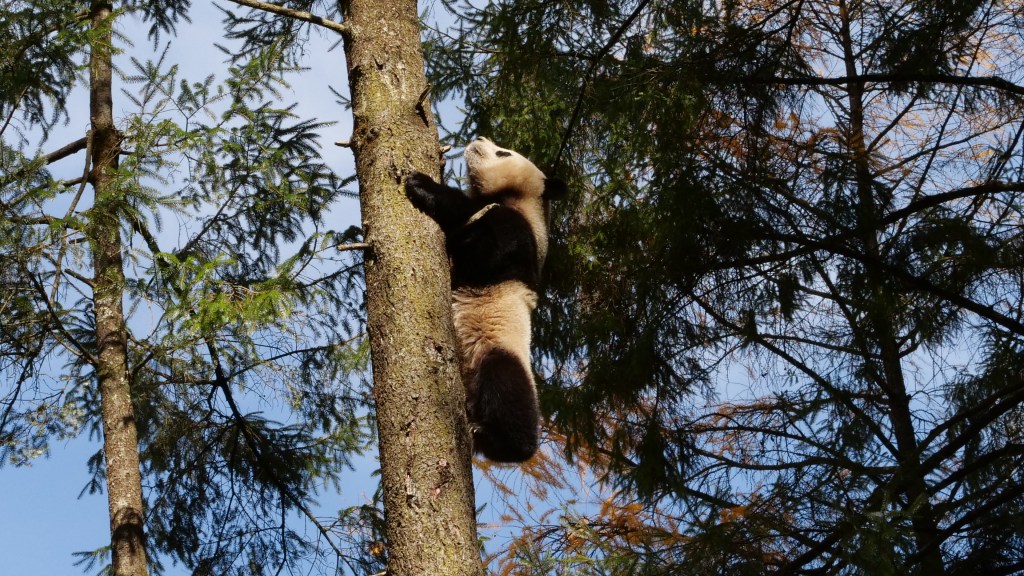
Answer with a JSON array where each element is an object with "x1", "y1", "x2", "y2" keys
[
  {"x1": 224, "y1": 0, "x2": 348, "y2": 35},
  {"x1": 739, "y1": 72, "x2": 1024, "y2": 98},
  {"x1": 42, "y1": 136, "x2": 88, "y2": 164},
  {"x1": 336, "y1": 242, "x2": 369, "y2": 252}
]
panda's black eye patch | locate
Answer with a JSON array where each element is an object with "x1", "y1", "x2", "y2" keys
[{"x1": 495, "y1": 150, "x2": 512, "y2": 158}]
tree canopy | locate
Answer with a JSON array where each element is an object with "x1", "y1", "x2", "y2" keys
[
  {"x1": 6, "y1": 0, "x2": 1024, "y2": 574},
  {"x1": 428, "y1": 0, "x2": 1024, "y2": 573}
]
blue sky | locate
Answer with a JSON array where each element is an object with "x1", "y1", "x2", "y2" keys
[{"x1": 0, "y1": 435, "x2": 112, "y2": 574}]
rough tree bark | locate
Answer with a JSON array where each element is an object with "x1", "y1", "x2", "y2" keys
[
  {"x1": 88, "y1": 2, "x2": 149, "y2": 575},
  {"x1": 338, "y1": 1, "x2": 485, "y2": 574}
]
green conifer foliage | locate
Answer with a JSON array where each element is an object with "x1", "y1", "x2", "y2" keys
[
  {"x1": 2, "y1": 2, "x2": 371, "y2": 573},
  {"x1": 429, "y1": 0, "x2": 1024, "y2": 572}
]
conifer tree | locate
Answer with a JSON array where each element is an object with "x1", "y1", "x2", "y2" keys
[
  {"x1": 336, "y1": 0, "x2": 483, "y2": 572},
  {"x1": 87, "y1": 1, "x2": 147, "y2": 573},
  {"x1": 223, "y1": 0, "x2": 484, "y2": 572},
  {"x1": 2, "y1": 2, "x2": 368, "y2": 573},
  {"x1": 428, "y1": 0, "x2": 1024, "y2": 573},
  {"x1": 5, "y1": 0, "x2": 484, "y2": 573}
]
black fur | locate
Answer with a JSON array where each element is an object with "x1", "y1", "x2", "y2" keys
[
  {"x1": 543, "y1": 178, "x2": 569, "y2": 202},
  {"x1": 404, "y1": 151, "x2": 563, "y2": 463},
  {"x1": 405, "y1": 172, "x2": 542, "y2": 290},
  {"x1": 471, "y1": 349, "x2": 539, "y2": 462}
]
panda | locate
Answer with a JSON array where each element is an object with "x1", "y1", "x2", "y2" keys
[{"x1": 404, "y1": 137, "x2": 567, "y2": 462}]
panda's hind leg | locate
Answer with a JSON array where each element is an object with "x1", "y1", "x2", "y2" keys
[{"x1": 472, "y1": 348, "x2": 539, "y2": 463}]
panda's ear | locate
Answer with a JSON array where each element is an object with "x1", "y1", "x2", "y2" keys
[{"x1": 543, "y1": 177, "x2": 568, "y2": 200}]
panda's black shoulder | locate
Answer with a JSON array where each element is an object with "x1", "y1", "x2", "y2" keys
[{"x1": 448, "y1": 204, "x2": 540, "y2": 290}]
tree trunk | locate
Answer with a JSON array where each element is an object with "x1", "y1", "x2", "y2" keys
[
  {"x1": 338, "y1": 1, "x2": 484, "y2": 574},
  {"x1": 838, "y1": 2, "x2": 945, "y2": 573},
  {"x1": 89, "y1": 2, "x2": 149, "y2": 575}
]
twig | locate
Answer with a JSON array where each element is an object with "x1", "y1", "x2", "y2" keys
[
  {"x1": 336, "y1": 242, "x2": 369, "y2": 252},
  {"x1": 225, "y1": 0, "x2": 349, "y2": 35},
  {"x1": 63, "y1": 268, "x2": 95, "y2": 288}
]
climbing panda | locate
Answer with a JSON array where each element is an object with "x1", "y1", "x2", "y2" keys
[{"x1": 404, "y1": 137, "x2": 567, "y2": 462}]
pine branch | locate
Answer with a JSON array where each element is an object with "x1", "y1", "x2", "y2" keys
[
  {"x1": 26, "y1": 271, "x2": 96, "y2": 365},
  {"x1": 884, "y1": 181, "x2": 1024, "y2": 223},
  {"x1": 738, "y1": 72, "x2": 1024, "y2": 97},
  {"x1": 206, "y1": 340, "x2": 352, "y2": 565},
  {"x1": 691, "y1": 292, "x2": 899, "y2": 458},
  {"x1": 50, "y1": 130, "x2": 93, "y2": 303},
  {"x1": 0, "y1": 135, "x2": 88, "y2": 192},
  {"x1": 554, "y1": 0, "x2": 652, "y2": 168},
  {"x1": 769, "y1": 230, "x2": 1024, "y2": 337}
]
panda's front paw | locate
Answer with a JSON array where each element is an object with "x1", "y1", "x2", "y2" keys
[{"x1": 404, "y1": 171, "x2": 439, "y2": 214}]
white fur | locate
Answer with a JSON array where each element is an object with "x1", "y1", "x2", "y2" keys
[
  {"x1": 452, "y1": 281, "x2": 537, "y2": 408},
  {"x1": 443, "y1": 137, "x2": 555, "y2": 460},
  {"x1": 464, "y1": 138, "x2": 551, "y2": 267}
]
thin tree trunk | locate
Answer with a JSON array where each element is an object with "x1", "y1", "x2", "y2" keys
[
  {"x1": 88, "y1": 2, "x2": 148, "y2": 575},
  {"x1": 338, "y1": 1, "x2": 484, "y2": 574},
  {"x1": 838, "y1": 2, "x2": 945, "y2": 573}
]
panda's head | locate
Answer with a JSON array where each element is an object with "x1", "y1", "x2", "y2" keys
[
  {"x1": 464, "y1": 137, "x2": 567, "y2": 204},
  {"x1": 463, "y1": 136, "x2": 567, "y2": 268}
]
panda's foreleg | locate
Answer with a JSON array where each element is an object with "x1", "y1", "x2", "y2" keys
[
  {"x1": 471, "y1": 348, "x2": 539, "y2": 463},
  {"x1": 404, "y1": 172, "x2": 477, "y2": 232}
]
